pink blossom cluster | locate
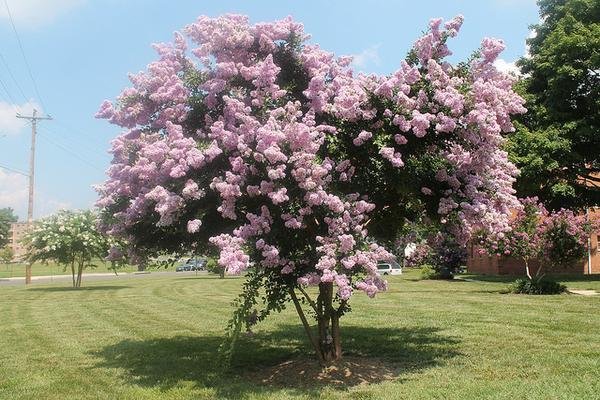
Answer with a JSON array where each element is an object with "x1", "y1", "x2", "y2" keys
[
  {"x1": 478, "y1": 197, "x2": 598, "y2": 268},
  {"x1": 477, "y1": 197, "x2": 544, "y2": 259},
  {"x1": 537, "y1": 208, "x2": 598, "y2": 267},
  {"x1": 96, "y1": 14, "x2": 526, "y2": 301},
  {"x1": 363, "y1": 15, "x2": 525, "y2": 243},
  {"x1": 404, "y1": 242, "x2": 434, "y2": 268}
]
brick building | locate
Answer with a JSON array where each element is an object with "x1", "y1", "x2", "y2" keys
[
  {"x1": 8, "y1": 222, "x2": 31, "y2": 262},
  {"x1": 467, "y1": 208, "x2": 600, "y2": 275}
]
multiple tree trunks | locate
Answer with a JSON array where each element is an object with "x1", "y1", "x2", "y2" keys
[
  {"x1": 290, "y1": 282, "x2": 343, "y2": 366},
  {"x1": 70, "y1": 259, "x2": 84, "y2": 288}
]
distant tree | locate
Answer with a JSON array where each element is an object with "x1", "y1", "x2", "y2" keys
[
  {"x1": 25, "y1": 210, "x2": 119, "y2": 288},
  {"x1": 0, "y1": 246, "x2": 13, "y2": 264},
  {"x1": 478, "y1": 198, "x2": 544, "y2": 279},
  {"x1": 403, "y1": 231, "x2": 466, "y2": 279},
  {"x1": 0, "y1": 208, "x2": 18, "y2": 247},
  {"x1": 538, "y1": 208, "x2": 598, "y2": 269},
  {"x1": 478, "y1": 198, "x2": 597, "y2": 279},
  {"x1": 509, "y1": 0, "x2": 600, "y2": 209}
]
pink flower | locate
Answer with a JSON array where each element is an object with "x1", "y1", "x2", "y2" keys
[
  {"x1": 352, "y1": 130, "x2": 372, "y2": 146},
  {"x1": 187, "y1": 219, "x2": 202, "y2": 233}
]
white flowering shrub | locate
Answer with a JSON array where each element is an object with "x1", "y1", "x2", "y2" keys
[{"x1": 25, "y1": 210, "x2": 122, "y2": 288}]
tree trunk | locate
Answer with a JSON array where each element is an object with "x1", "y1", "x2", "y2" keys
[
  {"x1": 316, "y1": 282, "x2": 342, "y2": 364},
  {"x1": 289, "y1": 288, "x2": 325, "y2": 366},
  {"x1": 219, "y1": 267, "x2": 225, "y2": 279},
  {"x1": 75, "y1": 258, "x2": 84, "y2": 288},
  {"x1": 70, "y1": 261, "x2": 76, "y2": 288},
  {"x1": 290, "y1": 282, "x2": 343, "y2": 366},
  {"x1": 524, "y1": 258, "x2": 532, "y2": 280}
]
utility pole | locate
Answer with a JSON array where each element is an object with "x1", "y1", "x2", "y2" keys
[{"x1": 16, "y1": 108, "x2": 52, "y2": 284}]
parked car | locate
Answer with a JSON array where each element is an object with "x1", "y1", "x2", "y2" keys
[
  {"x1": 176, "y1": 257, "x2": 207, "y2": 272},
  {"x1": 377, "y1": 261, "x2": 402, "y2": 275}
]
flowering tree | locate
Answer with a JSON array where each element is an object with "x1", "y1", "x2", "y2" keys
[
  {"x1": 400, "y1": 224, "x2": 466, "y2": 275},
  {"x1": 538, "y1": 208, "x2": 597, "y2": 270},
  {"x1": 25, "y1": 210, "x2": 119, "y2": 288},
  {"x1": 478, "y1": 198, "x2": 597, "y2": 279},
  {"x1": 478, "y1": 198, "x2": 543, "y2": 279},
  {"x1": 96, "y1": 14, "x2": 524, "y2": 364}
]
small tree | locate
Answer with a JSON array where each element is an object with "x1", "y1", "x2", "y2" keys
[
  {"x1": 0, "y1": 246, "x2": 13, "y2": 264},
  {"x1": 538, "y1": 208, "x2": 598, "y2": 270},
  {"x1": 398, "y1": 220, "x2": 466, "y2": 277},
  {"x1": 479, "y1": 198, "x2": 543, "y2": 279},
  {"x1": 479, "y1": 198, "x2": 597, "y2": 279},
  {"x1": 0, "y1": 207, "x2": 18, "y2": 248},
  {"x1": 25, "y1": 210, "x2": 113, "y2": 288}
]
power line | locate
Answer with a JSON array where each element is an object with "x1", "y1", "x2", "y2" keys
[
  {"x1": 38, "y1": 133, "x2": 104, "y2": 172},
  {"x1": 0, "y1": 163, "x2": 28, "y2": 176},
  {"x1": 3, "y1": 0, "x2": 47, "y2": 111},
  {"x1": 37, "y1": 124, "x2": 107, "y2": 167},
  {"x1": 0, "y1": 74, "x2": 16, "y2": 104},
  {"x1": 43, "y1": 123, "x2": 107, "y2": 157},
  {"x1": 0, "y1": 52, "x2": 28, "y2": 102},
  {"x1": 54, "y1": 118, "x2": 109, "y2": 149}
]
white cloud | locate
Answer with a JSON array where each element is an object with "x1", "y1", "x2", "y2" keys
[
  {"x1": 0, "y1": 100, "x2": 43, "y2": 135},
  {"x1": 351, "y1": 45, "x2": 381, "y2": 71},
  {"x1": 493, "y1": 59, "x2": 521, "y2": 76},
  {"x1": 0, "y1": 170, "x2": 72, "y2": 221},
  {"x1": 524, "y1": 27, "x2": 538, "y2": 58},
  {"x1": 0, "y1": 170, "x2": 27, "y2": 219},
  {"x1": 0, "y1": 0, "x2": 84, "y2": 28}
]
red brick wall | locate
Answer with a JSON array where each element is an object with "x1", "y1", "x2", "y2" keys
[
  {"x1": 584, "y1": 208, "x2": 599, "y2": 274},
  {"x1": 466, "y1": 244, "x2": 500, "y2": 275},
  {"x1": 496, "y1": 257, "x2": 584, "y2": 276}
]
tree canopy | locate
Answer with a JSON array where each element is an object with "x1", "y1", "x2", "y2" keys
[
  {"x1": 510, "y1": 0, "x2": 600, "y2": 209},
  {"x1": 0, "y1": 207, "x2": 18, "y2": 248},
  {"x1": 96, "y1": 14, "x2": 524, "y2": 363}
]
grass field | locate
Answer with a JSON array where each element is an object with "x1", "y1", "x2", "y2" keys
[{"x1": 0, "y1": 270, "x2": 599, "y2": 399}]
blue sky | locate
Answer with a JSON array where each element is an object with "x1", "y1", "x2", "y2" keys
[{"x1": 0, "y1": 0, "x2": 539, "y2": 221}]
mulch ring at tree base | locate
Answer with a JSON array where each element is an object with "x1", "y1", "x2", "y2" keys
[{"x1": 244, "y1": 356, "x2": 400, "y2": 388}]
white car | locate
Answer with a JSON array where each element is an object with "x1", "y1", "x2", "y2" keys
[{"x1": 377, "y1": 261, "x2": 402, "y2": 275}]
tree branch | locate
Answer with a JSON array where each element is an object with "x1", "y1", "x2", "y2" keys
[
  {"x1": 289, "y1": 288, "x2": 325, "y2": 366},
  {"x1": 297, "y1": 285, "x2": 318, "y2": 313}
]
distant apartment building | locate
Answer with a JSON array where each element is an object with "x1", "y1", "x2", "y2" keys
[{"x1": 8, "y1": 222, "x2": 31, "y2": 262}]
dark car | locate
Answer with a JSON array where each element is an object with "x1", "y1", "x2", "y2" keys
[{"x1": 176, "y1": 257, "x2": 207, "y2": 272}]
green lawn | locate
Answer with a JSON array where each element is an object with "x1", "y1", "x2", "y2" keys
[
  {"x1": 0, "y1": 270, "x2": 599, "y2": 400},
  {"x1": 0, "y1": 261, "x2": 141, "y2": 278}
]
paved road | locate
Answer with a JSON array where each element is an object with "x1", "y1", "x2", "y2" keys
[{"x1": 0, "y1": 270, "x2": 208, "y2": 286}]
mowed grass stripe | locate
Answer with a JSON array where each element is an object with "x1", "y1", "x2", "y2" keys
[{"x1": 0, "y1": 271, "x2": 599, "y2": 399}]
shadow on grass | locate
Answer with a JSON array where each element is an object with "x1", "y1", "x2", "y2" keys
[
  {"x1": 174, "y1": 276, "x2": 245, "y2": 281},
  {"x1": 28, "y1": 285, "x2": 130, "y2": 292},
  {"x1": 464, "y1": 273, "x2": 600, "y2": 284},
  {"x1": 93, "y1": 324, "x2": 460, "y2": 397}
]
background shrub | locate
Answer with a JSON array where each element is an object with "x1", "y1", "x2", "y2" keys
[
  {"x1": 509, "y1": 277, "x2": 566, "y2": 295},
  {"x1": 420, "y1": 264, "x2": 454, "y2": 280}
]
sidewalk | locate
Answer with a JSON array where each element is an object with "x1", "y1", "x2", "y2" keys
[
  {"x1": 0, "y1": 272, "x2": 128, "y2": 282},
  {"x1": 0, "y1": 270, "x2": 203, "y2": 286}
]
